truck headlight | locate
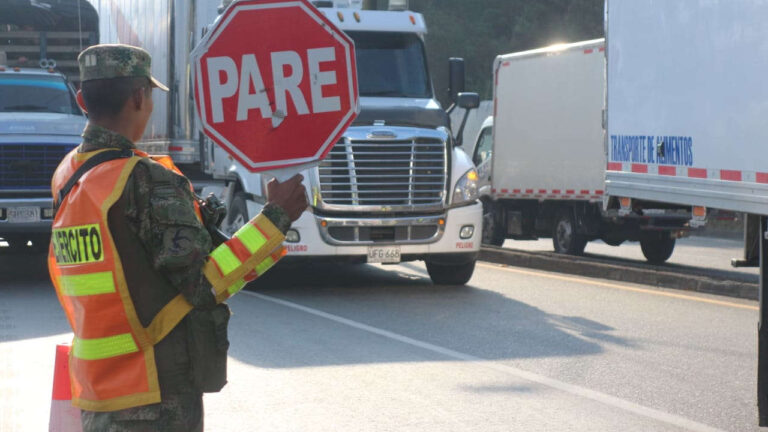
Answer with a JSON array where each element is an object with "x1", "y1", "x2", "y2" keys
[{"x1": 452, "y1": 169, "x2": 479, "y2": 205}]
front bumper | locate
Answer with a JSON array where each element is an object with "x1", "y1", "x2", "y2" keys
[
  {"x1": 282, "y1": 201, "x2": 482, "y2": 261},
  {"x1": 0, "y1": 197, "x2": 54, "y2": 236}
]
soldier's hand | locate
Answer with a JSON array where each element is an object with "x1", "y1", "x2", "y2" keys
[{"x1": 266, "y1": 174, "x2": 307, "y2": 222}]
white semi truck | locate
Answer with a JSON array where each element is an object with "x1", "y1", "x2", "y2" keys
[
  {"x1": 203, "y1": 1, "x2": 483, "y2": 285},
  {"x1": 474, "y1": 39, "x2": 696, "y2": 263},
  {"x1": 603, "y1": 0, "x2": 768, "y2": 423},
  {"x1": 91, "y1": 0, "x2": 483, "y2": 285}
]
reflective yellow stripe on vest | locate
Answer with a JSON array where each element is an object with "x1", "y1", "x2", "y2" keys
[
  {"x1": 210, "y1": 221, "x2": 268, "y2": 277},
  {"x1": 209, "y1": 244, "x2": 240, "y2": 276},
  {"x1": 256, "y1": 256, "x2": 275, "y2": 275},
  {"x1": 234, "y1": 223, "x2": 267, "y2": 254},
  {"x1": 205, "y1": 215, "x2": 285, "y2": 300},
  {"x1": 73, "y1": 333, "x2": 139, "y2": 361},
  {"x1": 228, "y1": 279, "x2": 246, "y2": 296},
  {"x1": 60, "y1": 271, "x2": 116, "y2": 297}
]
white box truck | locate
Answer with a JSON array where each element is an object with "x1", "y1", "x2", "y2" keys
[
  {"x1": 603, "y1": 0, "x2": 768, "y2": 423},
  {"x1": 475, "y1": 39, "x2": 695, "y2": 263}
]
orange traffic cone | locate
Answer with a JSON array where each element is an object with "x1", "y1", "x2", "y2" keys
[{"x1": 49, "y1": 343, "x2": 82, "y2": 432}]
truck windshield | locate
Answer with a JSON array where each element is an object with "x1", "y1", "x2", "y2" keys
[
  {"x1": 0, "y1": 74, "x2": 82, "y2": 115},
  {"x1": 348, "y1": 31, "x2": 432, "y2": 99}
]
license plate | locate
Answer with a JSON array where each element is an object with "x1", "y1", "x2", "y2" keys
[
  {"x1": 7, "y1": 207, "x2": 40, "y2": 223},
  {"x1": 367, "y1": 246, "x2": 401, "y2": 264}
]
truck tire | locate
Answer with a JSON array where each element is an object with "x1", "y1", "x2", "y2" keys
[
  {"x1": 426, "y1": 260, "x2": 476, "y2": 285},
  {"x1": 640, "y1": 232, "x2": 676, "y2": 264},
  {"x1": 225, "y1": 192, "x2": 249, "y2": 237},
  {"x1": 552, "y1": 210, "x2": 587, "y2": 255},
  {"x1": 481, "y1": 200, "x2": 505, "y2": 247}
]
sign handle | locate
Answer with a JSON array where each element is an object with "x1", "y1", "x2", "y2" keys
[{"x1": 266, "y1": 161, "x2": 319, "y2": 183}]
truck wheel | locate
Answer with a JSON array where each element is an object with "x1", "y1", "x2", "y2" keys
[
  {"x1": 552, "y1": 211, "x2": 587, "y2": 255},
  {"x1": 426, "y1": 260, "x2": 476, "y2": 285},
  {"x1": 225, "y1": 192, "x2": 249, "y2": 237},
  {"x1": 481, "y1": 200, "x2": 505, "y2": 247},
  {"x1": 640, "y1": 232, "x2": 676, "y2": 264}
]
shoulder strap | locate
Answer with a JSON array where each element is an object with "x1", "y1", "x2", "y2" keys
[{"x1": 55, "y1": 148, "x2": 135, "y2": 209}]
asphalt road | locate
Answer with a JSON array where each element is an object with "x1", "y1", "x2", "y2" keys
[{"x1": 0, "y1": 252, "x2": 761, "y2": 431}]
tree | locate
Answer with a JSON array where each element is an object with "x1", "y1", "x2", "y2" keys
[{"x1": 410, "y1": 0, "x2": 604, "y2": 106}]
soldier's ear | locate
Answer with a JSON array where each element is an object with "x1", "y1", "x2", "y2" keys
[
  {"x1": 131, "y1": 87, "x2": 144, "y2": 111},
  {"x1": 76, "y1": 90, "x2": 88, "y2": 113}
]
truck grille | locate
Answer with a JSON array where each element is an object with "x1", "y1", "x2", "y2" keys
[
  {"x1": 318, "y1": 138, "x2": 446, "y2": 207},
  {"x1": 0, "y1": 143, "x2": 75, "y2": 190}
]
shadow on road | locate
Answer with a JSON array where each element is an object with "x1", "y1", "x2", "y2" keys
[{"x1": 227, "y1": 260, "x2": 632, "y2": 369}]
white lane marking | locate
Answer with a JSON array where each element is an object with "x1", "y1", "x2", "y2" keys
[{"x1": 244, "y1": 291, "x2": 725, "y2": 432}]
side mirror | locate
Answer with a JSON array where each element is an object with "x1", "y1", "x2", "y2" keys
[
  {"x1": 456, "y1": 92, "x2": 480, "y2": 110},
  {"x1": 447, "y1": 57, "x2": 465, "y2": 105},
  {"x1": 453, "y1": 92, "x2": 480, "y2": 147}
]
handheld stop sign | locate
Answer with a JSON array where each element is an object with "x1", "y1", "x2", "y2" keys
[{"x1": 192, "y1": 0, "x2": 359, "y2": 180}]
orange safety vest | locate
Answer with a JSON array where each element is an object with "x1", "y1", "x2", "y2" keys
[
  {"x1": 48, "y1": 149, "x2": 285, "y2": 411},
  {"x1": 48, "y1": 147, "x2": 286, "y2": 412},
  {"x1": 47, "y1": 148, "x2": 196, "y2": 411}
]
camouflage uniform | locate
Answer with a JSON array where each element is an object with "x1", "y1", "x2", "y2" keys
[{"x1": 72, "y1": 45, "x2": 290, "y2": 431}]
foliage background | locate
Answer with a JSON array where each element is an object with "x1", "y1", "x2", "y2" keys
[{"x1": 409, "y1": 0, "x2": 605, "y2": 106}]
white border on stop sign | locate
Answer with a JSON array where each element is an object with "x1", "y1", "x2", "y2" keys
[
  {"x1": 191, "y1": 0, "x2": 359, "y2": 173},
  {"x1": 265, "y1": 161, "x2": 317, "y2": 183}
]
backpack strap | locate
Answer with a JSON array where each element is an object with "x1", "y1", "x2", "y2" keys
[{"x1": 55, "y1": 148, "x2": 135, "y2": 210}]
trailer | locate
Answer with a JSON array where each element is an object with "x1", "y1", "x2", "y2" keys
[
  {"x1": 86, "y1": 0, "x2": 221, "y2": 166},
  {"x1": 475, "y1": 39, "x2": 695, "y2": 262},
  {"x1": 604, "y1": 0, "x2": 768, "y2": 423}
]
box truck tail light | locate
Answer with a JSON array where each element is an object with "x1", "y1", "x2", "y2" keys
[
  {"x1": 353, "y1": 12, "x2": 360, "y2": 22},
  {"x1": 409, "y1": 15, "x2": 416, "y2": 25},
  {"x1": 693, "y1": 206, "x2": 706, "y2": 218}
]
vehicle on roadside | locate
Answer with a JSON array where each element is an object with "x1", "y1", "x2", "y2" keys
[
  {"x1": 0, "y1": 67, "x2": 86, "y2": 251},
  {"x1": 473, "y1": 39, "x2": 699, "y2": 264},
  {"x1": 602, "y1": 0, "x2": 768, "y2": 423},
  {"x1": 0, "y1": 0, "x2": 97, "y2": 251},
  {"x1": 202, "y1": 0, "x2": 483, "y2": 285}
]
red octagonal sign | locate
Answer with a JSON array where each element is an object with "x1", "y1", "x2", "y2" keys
[{"x1": 192, "y1": 0, "x2": 359, "y2": 172}]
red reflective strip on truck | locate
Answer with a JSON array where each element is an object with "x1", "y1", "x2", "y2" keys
[
  {"x1": 538, "y1": 189, "x2": 547, "y2": 194},
  {"x1": 502, "y1": 61, "x2": 510, "y2": 67},
  {"x1": 501, "y1": 189, "x2": 509, "y2": 193},
  {"x1": 757, "y1": 173, "x2": 768, "y2": 184},
  {"x1": 595, "y1": 190, "x2": 604, "y2": 195},
  {"x1": 631, "y1": 164, "x2": 648, "y2": 173},
  {"x1": 552, "y1": 189, "x2": 561, "y2": 194},
  {"x1": 566, "y1": 190, "x2": 575, "y2": 195},
  {"x1": 580, "y1": 190, "x2": 590, "y2": 195},
  {"x1": 598, "y1": 47, "x2": 605, "y2": 52},
  {"x1": 525, "y1": 189, "x2": 534, "y2": 194},
  {"x1": 688, "y1": 168, "x2": 707, "y2": 178},
  {"x1": 169, "y1": 146, "x2": 183, "y2": 152},
  {"x1": 513, "y1": 189, "x2": 521, "y2": 194},
  {"x1": 607, "y1": 162, "x2": 622, "y2": 171},
  {"x1": 584, "y1": 49, "x2": 594, "y2": 54},
  {"x1": 720, "y1": 170, "x2": 742, "y2": 181},
  {"x1": 658, "y1": 165, "x2": 676, "y2": 176}
]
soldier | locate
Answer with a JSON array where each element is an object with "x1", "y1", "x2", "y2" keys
[{"x1": 47, "y1": 44, "x2": 307, "y2": 431}]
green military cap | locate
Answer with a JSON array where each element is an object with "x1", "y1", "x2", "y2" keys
[{"x1": 78, "y1": 44, "x2": 168, "y2": 91}]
